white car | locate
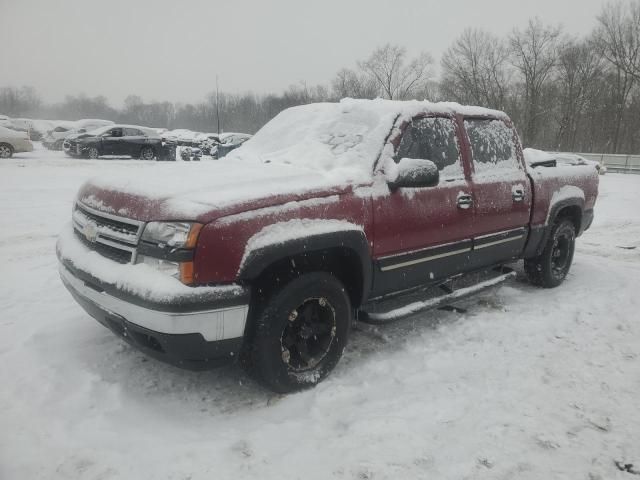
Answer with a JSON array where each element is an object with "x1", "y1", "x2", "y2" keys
[
  {"x1": 0, "y1": 125, "x2": 34, "y2": 158},
  {"x1": 42, "y1": 119, "x2": 113, "y2": 150},
  {"x1": 0, "y1": 114, "x2": 12, "y2": 128}
]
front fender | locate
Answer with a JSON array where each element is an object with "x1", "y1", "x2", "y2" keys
[{"x1": 238, "y1": 219, "x2": 372, "y2": 303}]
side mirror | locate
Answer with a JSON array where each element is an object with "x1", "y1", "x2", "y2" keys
[{"x1": 388, "y1": 158, "x2": 439, "y2": 190}]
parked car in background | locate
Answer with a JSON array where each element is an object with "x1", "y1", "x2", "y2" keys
[
  {"x1": 63, "y1": 124, "x2": 164, "y2": 159},
  {"x1": 215, "y1": 132, "x2": 252, "y2": 158},
  {"x1": 523, "y1": 149, "x2": 607, "y2": 175},
  {"x1": 42, "y1": 124, "x2": 74, "y2": 150},
  {"x1": 43, "y1": 119, "x2": 114, "y2": 150},
  {"x1": 57, "y1": 99, "x2": 599, "y2": 392},
  {"x1": 0, "y1": 125, "x2": 34, "y2": 158},
  {"x1": 0, "y1": 115, "x2": 12, "y2": 128}
]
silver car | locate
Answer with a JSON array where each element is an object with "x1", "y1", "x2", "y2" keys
[{"x1": 0, "y1": 125, "x2": 34, "y2": 158}]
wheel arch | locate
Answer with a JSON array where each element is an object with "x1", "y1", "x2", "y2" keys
[
  {"x1": 140, "y1": 145, "x2": 156, "y2": 157},
  {"x1": 238, "y1": 230, "x2": 373, "y2": 309},
  {"x1": 528, "y1": 198, "x2": 584, "y2": 258}
]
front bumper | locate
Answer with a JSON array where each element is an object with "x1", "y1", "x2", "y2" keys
[{"x1": 59, "y1": 262, "x2": 250, "y2": 370}]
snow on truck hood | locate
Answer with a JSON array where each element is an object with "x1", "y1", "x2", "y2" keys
[
  {"x1": 79, "y1": 161, "x2": 356, "y2": 222},
  {"x1": 78, "y1": 99, "x2": 508, "y2": 222}
]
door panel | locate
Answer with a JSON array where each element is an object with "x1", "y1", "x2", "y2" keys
[
  {"x1": 101, "y1": 128, "x2": 124, "y2": 155},
  {"x1": 123, "y1": 128, "x2": 145, "y2": 156},
  {"x1": 371, "y1": 116, "x2": 474, "y2": 297},
  {"x1": 464, "y1": 119, "x2": 532, "y2": 269}
]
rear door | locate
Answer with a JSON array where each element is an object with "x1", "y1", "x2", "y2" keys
[
  {"x1": 463, "y1": 118, "x2": 532, "y2": 268},
  {"x1": 371, "y1": 115, "x2": 475, "y2": 297},
  {"x1": 123, "y1": 128, "x2": 145, "y2": 156}
]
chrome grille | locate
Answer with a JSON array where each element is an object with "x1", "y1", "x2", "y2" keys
[{"x1": 72, "y1": 202, "x2": 144, "y2": 264}]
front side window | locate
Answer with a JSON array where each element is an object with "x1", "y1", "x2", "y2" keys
[
  {"x1": 124, "y1": 128, "x2": 143, "y2": 137},
  {"x1": 464, "y1": 119, "x2": 520, "y2": 174},
  {"x1": 395, "y1": 117, "x2": 462, "y2": 179},
  {"x1": 106, "y1": 128, "x2": 123, "y2": 137}
]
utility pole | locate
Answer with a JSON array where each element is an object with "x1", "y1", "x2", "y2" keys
[{"x1": 216, "y1": 75, "x2": 221, "y2": 135}]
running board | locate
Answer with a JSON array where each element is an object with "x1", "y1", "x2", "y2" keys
[{"x1": 359, "y1": 267, "x2": 516, "y2": 325}]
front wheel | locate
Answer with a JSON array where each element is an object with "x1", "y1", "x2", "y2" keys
[
  {"x1": 0, "y1": 143, "x2": 13, "y2": 159},
  {"x1": 247, "y1": 272, "x2": 351, "y2": 393},
  {"x1": 86, "y1": 147, "x2": 99, "y2": 159},
  {"x1": 525, "y1": 218, "x2": 576, "y2": 288}
]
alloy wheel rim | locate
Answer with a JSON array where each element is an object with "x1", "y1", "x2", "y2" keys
[
  {"x1": 0, "y1": 146, "x2": 10, "y2": 158},
  {"x1": 280, "y1": 297, "x2": 336, "y2": 372},
  {"x1": 142, "y1": 149, "x2": 153, "y2": 160},
  {"x1": 89, "y1": 148, "x2": 98, "y2": 159},
  {"x1": 551, "y1": 232, "x2": 572, "y2": 276}
]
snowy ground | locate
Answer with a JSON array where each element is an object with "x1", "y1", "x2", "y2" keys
[{"x1": 1, "y1": 146, "x2": 639, "y2": 480}]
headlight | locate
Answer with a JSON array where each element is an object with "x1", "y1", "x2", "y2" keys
[
  {"x1": 139, "y1": 222, "x2": 202, "y2": 285},
  {"x1": 141, "y1": 222, "x2": 202, "y2": 248},
  {"x1": 137, "y1": 256, "x2": 180, "y2": 278}
]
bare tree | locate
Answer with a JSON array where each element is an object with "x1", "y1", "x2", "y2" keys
[
  {"x1": 509, "y1": 18, "x2": 562, "y2": 146},
  {"x1": 597, "y1": 1, "x2": 640, "y2": 80},
  {"x1": 554, "y1": 38, "x2": 604, "y2": 151},
  {"x1": 441, "y1": 28, "x2": 511, "y2": 109},
  {"x1": 594, "y1": 0, "x2": 640, "y2": 152},
  {"x1": 331, "y1": 68, "x2": 379, "y2": 99},
  {"x1": 359, "y1": 44, "x2": 433, "y2": 100}
]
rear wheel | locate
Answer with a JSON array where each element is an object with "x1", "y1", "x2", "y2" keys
[
  {"x1": 525, "y1": 218, "x2": 576, "y2": 288},
  {"x1": 246, "y1": 272, "x2": 351, "y2": 393},
  {"x1": 0, "y1": 143, "x2": 13, "y2": 159},
  {"x1": 140, "y1": 146, "x2": 155, "y2": 160}
]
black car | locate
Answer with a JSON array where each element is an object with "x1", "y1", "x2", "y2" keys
[{"x1": 63, "y1": 125, "x2": 165, "y2": 160}]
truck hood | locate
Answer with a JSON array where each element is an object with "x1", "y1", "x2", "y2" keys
[{"x1": 76, "y1": 160, "x2": 366, "y2": 223}]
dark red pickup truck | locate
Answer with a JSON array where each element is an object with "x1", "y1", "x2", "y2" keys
[{"x1": 57, "y1": 99, "x2": 599, "y2": 392}]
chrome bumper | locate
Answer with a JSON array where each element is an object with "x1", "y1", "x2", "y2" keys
[{"x1": 59, "y1": 264, "x2": 249, "y2": 342}]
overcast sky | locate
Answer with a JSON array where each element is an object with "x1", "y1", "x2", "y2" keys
[{"x1": 0, "y1": 0, "x2": 610, "y2": 107}]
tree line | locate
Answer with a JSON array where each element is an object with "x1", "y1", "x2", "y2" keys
[{"x1": 1, "y1": 0, "x2": 639, "y2": 154}]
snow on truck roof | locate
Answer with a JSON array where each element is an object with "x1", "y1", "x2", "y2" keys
[{"x1": 229, "y1": 98, "x2": 509, "y2": 177}]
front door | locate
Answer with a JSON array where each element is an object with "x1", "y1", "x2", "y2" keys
[
  {"x1": 463, "y1": 118, "x2": 532, "y2": 269},
  {"x1": 101, "y1": 127, "x2": 124, "y2": 155},
  {"x1": 371, "y1": 115, "x2": 475, "y2": 297}
]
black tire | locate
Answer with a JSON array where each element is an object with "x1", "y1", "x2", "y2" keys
[
  {"x1": 525, "y1": 218, "x2": 576, "y2": 288},
  {"x1": 0, "y1": 143, "x2": 13, "y2": 159},
  {"x1": 140, "y1": 146, "x2": 155, "y2": 160},
  {"x1": 246, "y1": 272, "x2": 351, "y2": 393},
  {"x1": 87, "y1": 147, "x2": 99, "y2": 159}
]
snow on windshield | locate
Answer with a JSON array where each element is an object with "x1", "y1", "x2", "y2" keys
[{"x1": 228, "y1": 99, "x2": 404, "y2": 180}]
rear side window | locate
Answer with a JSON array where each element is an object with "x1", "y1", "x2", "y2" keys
[
  {"x1": 124, "y1": 128, "x2": 143, "y2": 137},
  {"x1": 464, "y1": 119, "x2": 519, "y2": 174},
  {"x1": 396, "y1": 117, "x2": 462, "y2": 179}
]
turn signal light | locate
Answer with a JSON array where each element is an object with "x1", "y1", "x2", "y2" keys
[
  {"x1": 185, "y1": 224, "x2": 203, "y2": 249},
  {"x1": 180, "y1": 261, "x2": 195, "y2": 285}
]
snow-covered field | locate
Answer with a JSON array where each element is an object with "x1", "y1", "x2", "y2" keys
[{"x1": 1, "y1": 146, "x2": 639, "y2": 480}]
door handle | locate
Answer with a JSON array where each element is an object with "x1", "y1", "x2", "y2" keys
[
  {"x1": 457, "y1": 193, "x2": 473, "y2": 209},
  {"x1": 512, "y1": 189, "x2": 525, "y2": 202}
]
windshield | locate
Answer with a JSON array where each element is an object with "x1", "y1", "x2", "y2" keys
[
  {"x1": 85, "y1": 125, "x2": 112, "y2": 136},
  {"x1": 227, "y1": 100, "x2": 401, "y2": 176}
]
